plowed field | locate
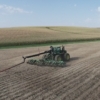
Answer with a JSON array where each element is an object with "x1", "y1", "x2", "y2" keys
[{"x1": 0, "y1": 42, "x2": 100, "y2": 100}]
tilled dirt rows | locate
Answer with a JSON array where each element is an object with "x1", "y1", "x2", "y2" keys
[{"x1": 0, "y1": 42, "x2": 100, "y2": 100}]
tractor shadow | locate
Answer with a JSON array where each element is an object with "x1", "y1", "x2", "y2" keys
[
  {"x1": 66, "y1": 57, "x2": 80, "y2": 67},
  {"x1": 69, "y1": 57, "x2": 80, "y2": 62}
]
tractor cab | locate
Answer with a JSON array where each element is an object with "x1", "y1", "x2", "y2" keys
[{"x1": 50, "y1": 46, "x2": 66, "y2": 55}]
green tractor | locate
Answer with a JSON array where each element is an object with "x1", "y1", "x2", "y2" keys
[
  {"x1": 42, "y1": 46, "x2": 70, "y2": 61},
  {"x1": 23, "y1": 46, "x2": 70, "y2": 67}
]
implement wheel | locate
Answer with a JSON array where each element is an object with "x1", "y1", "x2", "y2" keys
[{"x1": 55, "y1": 55, "x2": 62, "y2": 61}]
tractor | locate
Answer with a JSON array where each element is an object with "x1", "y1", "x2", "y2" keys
[
  {"x1": 23, "y1": 46, "x2": 70, "y2": 67},
  {"x1": 42, "y1": 46, "x2": 70, "y2": 61}
]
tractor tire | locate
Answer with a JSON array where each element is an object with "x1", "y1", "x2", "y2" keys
[
  {"x1": 55, "y1": 55, "x2": 62, "y2": 61},
  {"x1": 64, "y1": 53, "x2": 70, "y2": 61}
]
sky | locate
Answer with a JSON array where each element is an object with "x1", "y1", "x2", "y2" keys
[{"x1": 0, "y1": 0, "x2": 100, "y2": 28}]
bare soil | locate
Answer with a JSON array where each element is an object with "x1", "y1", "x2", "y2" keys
[{"x1": 0, "y1": 42, "x2": 100, "y2": 100}]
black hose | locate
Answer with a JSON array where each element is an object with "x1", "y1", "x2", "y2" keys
[
  {"x1": 0, "y1": 51, "x2": 50, "y2": 73},
  {"x1": 0, "y1": 59, "x2": 25, "y2": 73}
]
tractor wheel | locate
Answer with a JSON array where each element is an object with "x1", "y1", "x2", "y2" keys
[
  {"x1": 55, "y1": 55, "x2": 62, "y2": 61},
  {"x1": 64, "y1": 53, "x2": 70, "y2": 61}
]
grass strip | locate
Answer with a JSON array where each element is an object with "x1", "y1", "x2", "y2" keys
[{"x1": 0, "y1": 38, "x2": 100, "y2": 49}]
